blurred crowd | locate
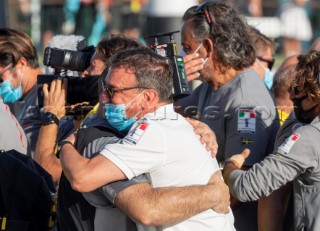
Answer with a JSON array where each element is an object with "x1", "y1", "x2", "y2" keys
[{"x1": 2, "y1": 1, "x2": 320, "y2": 231}]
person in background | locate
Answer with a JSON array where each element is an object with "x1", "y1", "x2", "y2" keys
[
  {"x1": 249, "y1": 26, "x2": 277, "y2": 90},
  {"x1": 179, "y1": 2, "x2": 280, "y2": 231},
  {"x1": 272, "y1": 55, "x2": 298, "y2": 125},
  {"x1": 224, "y1": 49, "x2": 320, "y2": 231},
  {"x1": 279, "y1": 0, "x2": 312, "y2": 57}
]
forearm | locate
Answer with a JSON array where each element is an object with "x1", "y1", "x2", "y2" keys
[
  {"x1": 60, "y1": 143, "x2": 91, "y2": 191},
  {"x1": 115, "y1": 183, "x2": 217, "y2": 226},
  {"x1": 227, "y1": 155, "x2": 298, "y2": 202},
  {"x1": 35, "y1": 124, "x2": 62, "y2": 182},
  {"x1": 60, "y1": 144, "x2": 126, "y2": 192}
]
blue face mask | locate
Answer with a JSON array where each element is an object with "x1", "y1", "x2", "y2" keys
[
  {"x1": 104, "y1": 90, "x2": 145, "y2": 131},
  {"x1": 264, "y1": 68, "x2": 274, "y2": 90},
  {"x1": 0, "y1": 80, "x2": 23, "y2": 103},
  {"x1": 104, "y1": 104, "x2": 137, "y2": 131}
]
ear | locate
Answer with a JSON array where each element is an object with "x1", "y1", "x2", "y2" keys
[
  {"x1": 16, "y1": 57, "x2": 28, "y2": 69},
  {"x1": 141, "y1": 89, "x2": 159, "y2": 109},
  {"x1": 202, "y1": 38, "x2": 214, "y2": 60}
]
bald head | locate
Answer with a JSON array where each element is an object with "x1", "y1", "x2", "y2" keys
[
  {"x1": 310, "y1": 38, "x2": 320, "y2": 52},
  {"x1": 277, "y1": 55, "x2": 298, "y2": 73}
]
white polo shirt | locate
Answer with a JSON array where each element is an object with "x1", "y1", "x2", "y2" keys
[{"x1": 101, "y1": 104, "x2": 235, "y2": 231}]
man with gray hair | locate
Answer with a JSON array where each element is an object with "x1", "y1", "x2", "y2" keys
[{"x1": 178, "y1": 1, "x2": 280, "y2": 230}]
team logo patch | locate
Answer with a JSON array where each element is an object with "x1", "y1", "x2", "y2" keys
[
  {"x1": 123, "y1": 122, "x2": 149, "y2": 145},
  {"x1": 237, "y1": 109, "x2": 256, "y2": 133},
  {"x1": 277, "y1": 133, "x2": 300, "y2": 155},
  {"x1": 241, "y1": 137, "x2": 254, "y2": 145}
]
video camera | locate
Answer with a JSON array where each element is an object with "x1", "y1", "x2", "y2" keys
[
  {"x1": 147, "y1": 31, "x2": 190, "y2": 99},
  {"x1": 43, "y1": 45, "x2": 95, "y2": 72},
  {"x1": 38, "y1": 43, "x2": 99, "y2": 114}
]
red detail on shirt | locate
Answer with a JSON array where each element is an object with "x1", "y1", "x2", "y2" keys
[
  {"x1": 139, "y1": 122, "x2": 148, "y2": 131},
  {"x1": 4, "y1": 104, "x2": 25, "y2": 147},
  {"x1": 291, "y1": 134, "x2": 300, "y2": 141}
]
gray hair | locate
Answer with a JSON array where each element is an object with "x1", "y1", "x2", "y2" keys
[
  {"x1": 108, "y1": 47, "x2": 173, "y2": 102},
  {"x1": 182, "y1": 1, "x2": 255, "y2": 70}
]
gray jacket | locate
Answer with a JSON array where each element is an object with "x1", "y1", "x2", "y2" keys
[{"x1": 229, "y1": 116, "x2": 320, "y2": 231}]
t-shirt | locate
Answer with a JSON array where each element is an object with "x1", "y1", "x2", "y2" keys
[
  {"x1": 0, "y1": 100, "x2": 28, "y2": 154},
  {"x1": 101, "y1": 104, "x2": 235, "y2": 231},
  {"x1": 9, "y1": 85, "x2": 41, "y2": 158}
]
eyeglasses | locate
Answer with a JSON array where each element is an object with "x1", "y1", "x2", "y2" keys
[
  {"x1": 257, "y1": 57, "x2": 275, "y2": 70},
  {"x1": 194, "y1": 2, "x2": 213, "y2": 31},
  {"x1": 101, "y1": 82, "x2": 148, "y2": 99}
]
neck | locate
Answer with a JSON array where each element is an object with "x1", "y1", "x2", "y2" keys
[
  {"x1": 23, "y1": 68, "x2": 43, "y2": 96},
  {"x1": 276, "y1": 98, "x2": 293, "y2": 115},
  {"x1": 208, "y1": 67, "x2": 245, "y2": 90},
  {"x1": 137, "y1": 102, "x2": 168, "y2": 119}
]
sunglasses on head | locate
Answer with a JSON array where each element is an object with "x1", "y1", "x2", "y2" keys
[
  {"x1": 194, "y1": 2, "x2": 213, "y2": 31},
  {"x1": 257, "y1": 57, "x2": 275, "y2": 70}
]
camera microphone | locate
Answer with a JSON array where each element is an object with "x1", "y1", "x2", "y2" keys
[{"x1": 45, "y1": 35, "x2": 87, "y2": 75}]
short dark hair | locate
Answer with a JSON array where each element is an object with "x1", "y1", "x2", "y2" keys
[
  {"x1": 108, "y1": 47, "x2": 173, "y2": 102},
  {"x1": 182, "y1": 1, "x2": 255, "y2": 70},
  {"x1": 248, "y1": 26, "x2": 277, "y2": 57},
  {"x1": 96, "y1": 34, "x2": 143, "y2": 66}
]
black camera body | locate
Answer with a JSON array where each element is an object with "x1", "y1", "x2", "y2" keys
[
  {"x1": 37, "y1": 75, "x2": 100, "y2": 108},
  {"x1": 148, "y1": 31, "x2": 190, "y2": 100},
  {"x1": 43, "y1": 45, "x2": 95, "y2": 72},
  {"x1": 39, "y1": 44, "x2": 99, "y2": 114}
]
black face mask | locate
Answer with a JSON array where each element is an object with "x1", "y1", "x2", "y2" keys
[{"x1": 293, "y1": 95, "x2": 317, "y2": 123}]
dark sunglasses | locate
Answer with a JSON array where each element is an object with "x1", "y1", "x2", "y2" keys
[
  {"x1": 194, "y1": 2, "x2": 213, "y2": 31},
  {"x1": 257, "y1": 57, "x2": 275, "y2": 70}
]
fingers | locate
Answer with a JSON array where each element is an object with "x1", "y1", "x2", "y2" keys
[
  {"x1": 242, "y1": 148, "x2": 250, "y2": 159},
  {"x1": 187, "y1": 72, "x2": 200, "y2": 82},
  {"x1": 187, "y1": 118, "x2": 219, "y2": 157},
  {"x1": 183, "y1": 53, "x2": 204, "y2": 82},
  {"x1": 186, "y1": 117, "x2": 200, "y2": 128},
  {"x1": 183, "y1": 53, "x2": 199, "y2": 63},
  {"x1": 209, "y1": 170, "x2": 231, "y2": 214},
  {"x1": 42, "y1": 79, "x2": 67, "y2": 118},
  {"x1": 199, "y1": 133, "x2": 218, "y2": 157}
]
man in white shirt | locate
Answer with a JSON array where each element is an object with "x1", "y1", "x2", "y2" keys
[{"x1": 60, "y1": 47, "x2": 235, "y2": 230}]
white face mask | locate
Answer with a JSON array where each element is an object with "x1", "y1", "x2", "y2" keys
[{"x1": 194, "y1": 42, "x2": 208, "y2": 66}]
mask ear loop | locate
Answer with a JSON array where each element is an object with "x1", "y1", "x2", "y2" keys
[
  {"x1": 17, "y1": 66, "x2": 24, "y2": 89},
  {"x1": 194, "y1": 42, "x2": 209, "y2": 65}
]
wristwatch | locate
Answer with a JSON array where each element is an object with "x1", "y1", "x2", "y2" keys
[
  {"x1": 57, "y1": 140, "x2": 73, "y2": 153},
  {"x1": 40, "y1": 112, "x2": 60, "y2": 126}
]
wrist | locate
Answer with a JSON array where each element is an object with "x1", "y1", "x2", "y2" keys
[
  {"x1": 40, "y1": 111, "x2": 60, "y2": 126},
  {"x1": 58, "y1": 140, "x2": 73, "y2": 153}
]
